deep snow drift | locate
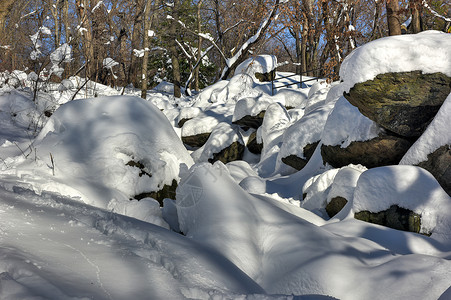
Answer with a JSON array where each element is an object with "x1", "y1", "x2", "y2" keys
[{"x1": 0, "y1": 31, "x2": 450, "y2": 299}]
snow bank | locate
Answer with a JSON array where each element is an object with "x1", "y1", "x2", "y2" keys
[
  {"x1": 353, "y1": 165, "x2": 451, "y2": 238},
  {"x1": 400, "y1": 93, "x2": 451, "y2": 165},
  {"x1": 10, "y1": 96, "x2": 193, "y2": 210},
  {"x1": 176, "y1": 163, "x2": 451, "y2": 299},
  {"x1": 340, "y1": 30, "x2": 451, "y2": 92}
]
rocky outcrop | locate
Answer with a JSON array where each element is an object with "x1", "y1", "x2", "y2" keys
[
  {"x1": 281, "y1": 142, "x2": 319, "y2": 170},
  {"x1": 326, "y1": 197, "x2": 348, "y2": 218},
  {"x1": 344, "y1": 71, "x2": 451, "y2": 137},
  {"x1": 209, "y1": 141, "x2": 245, "y2": 164},
  {"x1": 416, "y1": 145, "x2": 451, "y2": 196},
  {"x1": 233, "y1": 110, "x2": 266, "y2": 129},
  {"x1": 354, "y1": 205, "x2": 425, "y2": 234},
  {"x1": 321, "y1": 134, "x2": 412, "y2": 168},
  {"x1": 181, "y1": 132, "x2": 211, "y2": 148},
  {"x1": 246, "y1": 131, "x2": 263, "y2": 154}
]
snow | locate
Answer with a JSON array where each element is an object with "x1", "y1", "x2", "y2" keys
[
  {"x1": 1, "y1": 31, "x2": 451, "y2": 299},
  {"x1": 339, "y1": 30, "x2": 451, "y2": 92},
  {"x1": 321, "y1": 96, "x2": 382, "y2": 147}
]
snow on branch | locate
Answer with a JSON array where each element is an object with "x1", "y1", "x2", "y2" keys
[
  {"x1": 175, "y1": 39, "x2": 193, "y2": 60},
  {"x1": 220, "y1": 0, "x2": 283, "y2": 80},
  {"x1": 422, "y1": 0, "x2": 451, "y2": 22}
]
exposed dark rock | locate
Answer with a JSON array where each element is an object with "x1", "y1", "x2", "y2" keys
[
  {"x1": 177, "y1": 118, "x2": 191, "y2": 128},
  {"x1": 321, "y1": 134, "x2": 412, "y2": 168},
  {"x1": 233, "y1": 111, "x2": 266, "y2": 129},
  {"x1": 255, "y1": 70, "x2": 276, "y2": 82},
  {"x1": 181, "y1": 132, "x2": 211, "y2": 148},
  {"x1": 326, "y1": 196, "x2": 348, "y2": 218},
  {"x1": 246, "y1": 131, "x2": 263, "y2": 154},
  {"x1": 416, "y1": 145, "x2": 451, "y2": 196},
  {"x1": 208, "y1": 141, "x2": 245, "y2": 164},
  {"x1": 133, "y1": 179, "x2": 178, "y2": 206},
  {"x1": 344, "y1": 71, "x2": 451, "y2": 137},
  {"x1": 281, "y1": 141, "x2": 319, "y2": 171},
  {"x1": 354, "y1": 205, "x2": 425, "y2": 234}
]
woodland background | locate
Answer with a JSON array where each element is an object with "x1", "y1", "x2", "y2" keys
[{"x1": 0, "y1": 0, "x2": 450, "y2": 98}]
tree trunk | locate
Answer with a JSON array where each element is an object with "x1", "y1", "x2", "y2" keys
[
  {"x1": 169, "y1": 1, "x2": 181, "y2": 98},
  {"x1": 386, "y1": 0, "x2": 402, "y2": 35},
  {"x1": 141, "y1": 0, "x2": 155, "y2": 99},
  {"x1": 0, "y1": 0, "x2": 15, "y2": 34},
  {"x1": 410, "y1": 0, "x2": 422, "y2": 33},
  {"x1": 194, "y1": 0, "x2": 204, "y2": 91}
]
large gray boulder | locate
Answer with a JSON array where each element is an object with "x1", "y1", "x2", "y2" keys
[
  {"x1": 416, "y1": 145, "x2": 451, "y2": 196},
  {"x1": 344, "y1": 71, "x2": 451, "y2": 137},
  {"x1": 321, "y1": 134, "x2": 412, "y2": 169}
]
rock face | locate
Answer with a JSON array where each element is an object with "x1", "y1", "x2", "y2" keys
[
  {"x1": 344, "y1": 71, "x2": 451, "y2": 137},
  {"x1": 321, "y1": 134, "x2": 412, "y2": 168},
  {"x1": 181, "y1": 132, "x2": 211, "y2": 148},
  {"x1": 417, "y1": 145, "x2": 451, "y2": 196},
  {"x1": 233, "y1": 110, "x2": 266, "y2": 129},
  {"x1": 326, "y1": 196, "x2": 348, "y2": 218},
  {"x1": 281, "y1": 142, "x2": 319, "y2": 171},
  {"x1": 354, "y1": 205, "x2": 424, "y2": 234},
  {"x1": 209, "y1": 141, "x2": 245, "y2": 164}
]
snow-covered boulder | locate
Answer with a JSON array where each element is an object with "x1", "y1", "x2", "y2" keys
[
  {"x1": 325, "y1": 164, "x2": 366, "y2": 218},
  {"x1": 321, "y1": 96, "x2": 411, "y2": 168},
  {"x1": 198, "y1": 122, "x2": 244, "y2": 164},
  {"x1": 193, "y1": 74, "x2": 260, "y2": 105},
  {"x1": 13, "y1": 95, "x2": 193, "y2": 208},
  {"x1": 176, "y1": 107, "x2": 202, "y2": 127},
  {"x1": 235, "y1": 55, "x2": 277, "y2": 82},
  {"x1": 353, "y1": 165, "x2": 451, "y2": 238},
  {"x1": 232, "y1": 96, "x2": 272, "y2": 129},
  {"x1": 339, "y1": 30, "x2": 451, "y2": 93},
  {"x1": 277, "y1": 101, "x2": 335, "y2": 171},
  {"x1": 181, "y1": 116, "x2": 219, "y2": 148}
]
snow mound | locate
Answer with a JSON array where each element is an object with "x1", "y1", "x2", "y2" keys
[
  {"x1": 181, "y1": 115, "x2": 220, "y2": 137},
  {"x1": 340, "y1": 30, "x2": 451, "y2": 92},
  {"x1": 232, "y1": 96, "x2": 273, "y2": 122},
  {"x1": 12, "y1": 96, "x2": 193, "y2": 209},
  {"x1": 353, "y1": 165, "x2": 451, "y2": 238}
]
